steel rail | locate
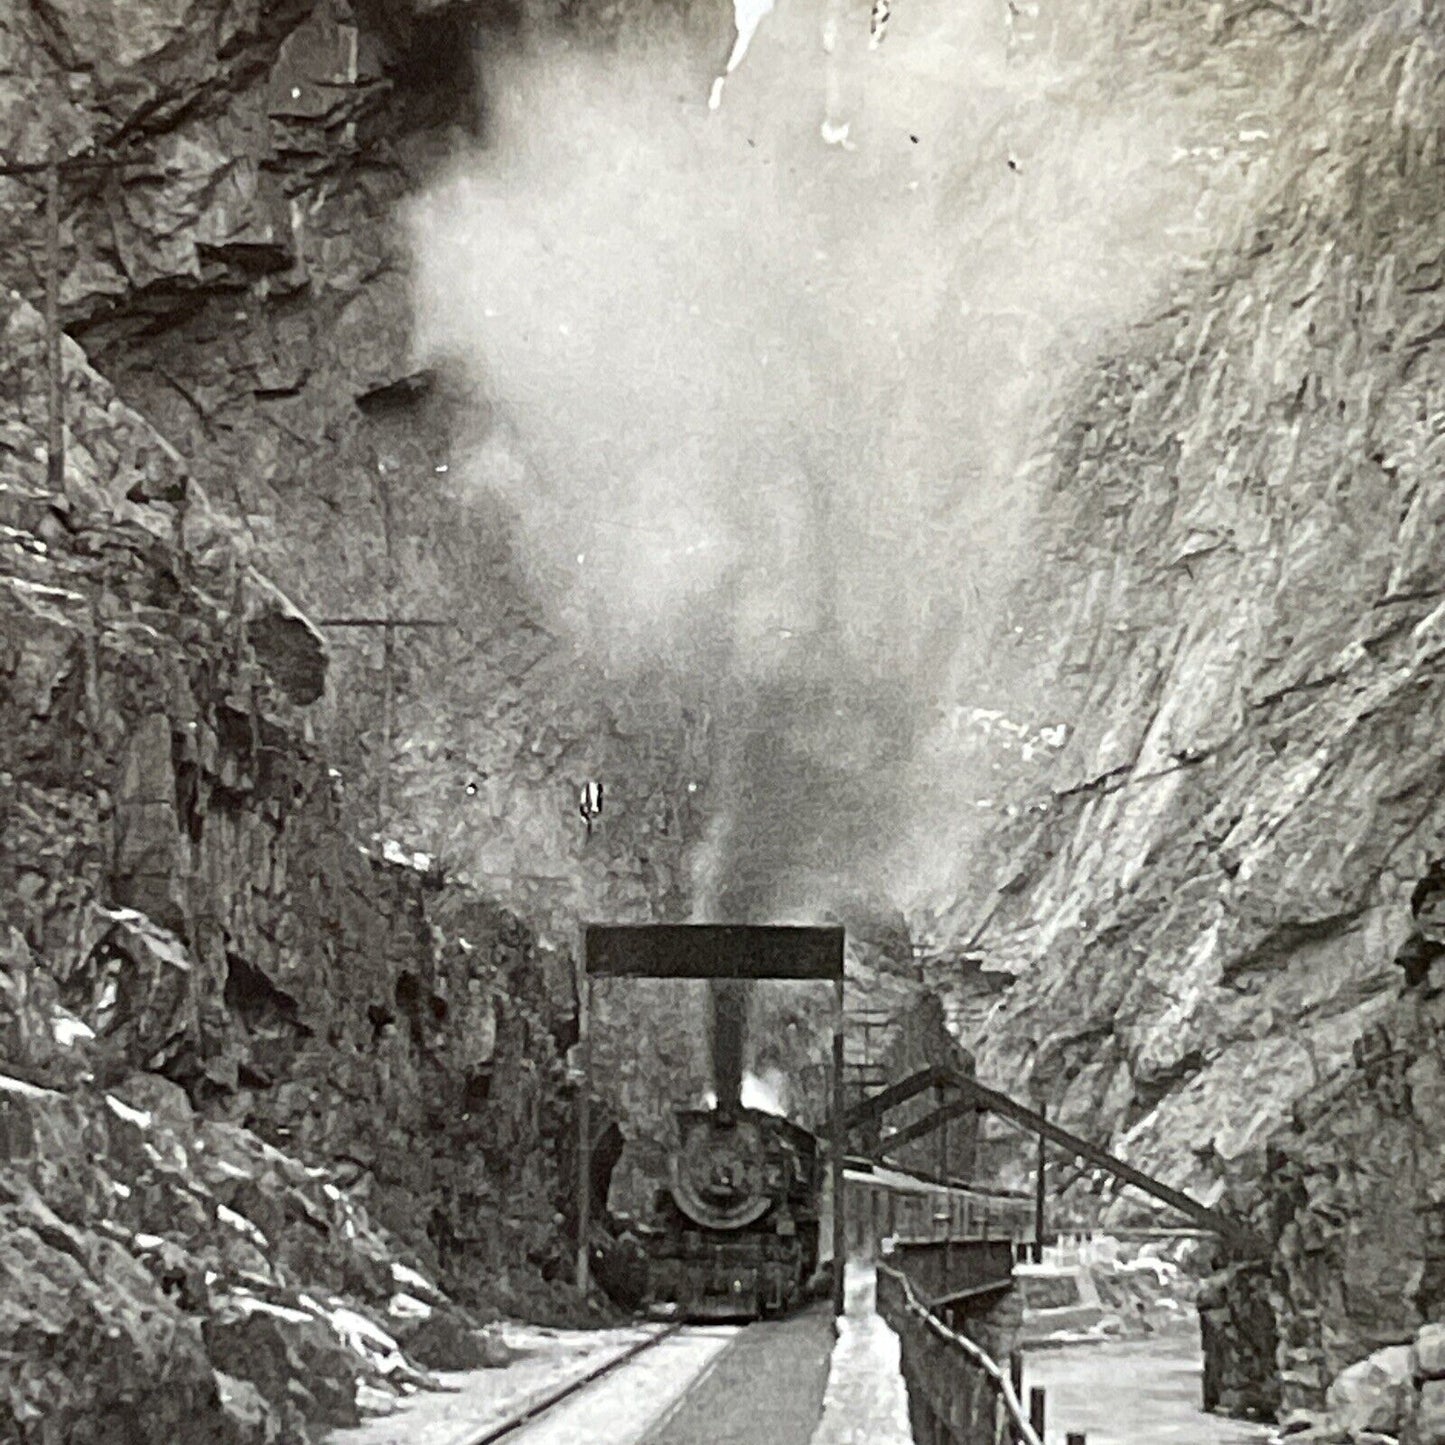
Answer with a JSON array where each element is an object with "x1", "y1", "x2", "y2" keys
[{"x1": 460, "y1": 1322, "x2": 685, "y2": 1445}]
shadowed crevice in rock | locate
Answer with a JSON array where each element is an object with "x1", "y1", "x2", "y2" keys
[{"x1": 245, "y1": 605, "x2": 327, "y2": 706}]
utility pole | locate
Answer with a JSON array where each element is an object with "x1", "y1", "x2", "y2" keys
[
  {"x1": 0, "y1": 147, "x2": 140, "y2": 490},
  {"x1": 318, "y1": 616, "x2": 453, "y2": 831},
  {"x1": 377, "y1": 461, "x2": 397, "y2": 824},
  {"x1": 44, "y1": 153, "x2": 62, "y2": 490},
  {"x1": 1034, "y1": 1102, "x2": 1048, "y2": 1262},
  {"x1": 317, "y1": 458, "x2": 454, "y2": 832},
  {"x1": 831, "y1": 973, "x2": 846, "y2": 1317}
]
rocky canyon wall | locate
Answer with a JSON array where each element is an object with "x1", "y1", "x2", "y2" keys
[
  {"x1": 0, "y1": 273, "x2": 579, "y2": 1439},
  {"x1": 1, "y1": 0, "x2": 703, "y2": 945},
  {"x1": 944, "y1": 0, "x2": 1445, "y2": 1418}
]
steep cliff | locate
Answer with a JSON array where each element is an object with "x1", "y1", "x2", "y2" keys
[
  {"x1": 945, "y1": 0, "x2": 1445, "y2": 1416},
  {"x1": 13, "y1": 0, "x2": 1445, "y2": 1427},
  {"x1": 0, "y1": 4, "x2": 721, "y2": 1433},
  {"x1": 0, "y1": 0, "x2": 702, "y2": 943},
  {"x1": 0, "y1": 272, "x2": 593, "y2": 1438}
]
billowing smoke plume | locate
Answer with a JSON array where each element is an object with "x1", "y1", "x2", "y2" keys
[{"x1": 408, "y1": 0, "x2": 1233, "y2": 924}]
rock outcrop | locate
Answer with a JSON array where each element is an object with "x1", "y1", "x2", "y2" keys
[
  {"x1": 0, "y1": 280, "x2": 583, "y2": 1438},
  {"x1": 0, "y1": 0, "x2": 702, "y2": 947},
  {"x1": 0, "y1": 5, "x2": 712, "y2": 1421}
]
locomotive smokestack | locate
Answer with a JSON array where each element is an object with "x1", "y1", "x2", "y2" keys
[{"x1": 711, "y1": 979, "x2": 747, "y2": 1120}]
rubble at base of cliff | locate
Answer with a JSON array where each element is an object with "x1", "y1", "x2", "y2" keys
[
  {"x1": 0, "y1": 1056, "x2": 495, "y2": 1443},
  {"x1": 1258, "y1": 1324, "x2": 1445, "y2": 1445}
]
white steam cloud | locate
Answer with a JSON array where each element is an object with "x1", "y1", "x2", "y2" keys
[
  {"x1": 407, "y1": 0, "x2": 1235, "y2": 922},
  {"x1": 700, "y1": 1069, "x2": 788, "y2": 1115},
  {"x1": 740, "y1": 1068, "x2": 789, "y2": 1116}
]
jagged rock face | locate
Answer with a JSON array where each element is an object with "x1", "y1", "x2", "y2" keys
[
  {"x1": 0, "y1": 0, "x2": 701, "y2": 943},
  {"x1": 941, "y1": 0, "x2": 1445, "y2": 1414},
  {"x1": 0, "y1": 11, "x2": 762, "y2": 1433},
  {"x1": 0, "y1": 1062, "x2": 483, "y2": 1443},
  {"x1": 1260, "y1": 969, "x2": 1445, "y2": 1411},
  {"x1": 0, "y1": 281, "x2": 584, "y2": 1436}
]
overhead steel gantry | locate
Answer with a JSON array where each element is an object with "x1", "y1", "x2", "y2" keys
[
  {"x1": 844, "y1": 1065, "x2": 1265, "y2": 1256},
  {"x1": 579, "y1": 923, "x2": 850, "y2": 1315}
]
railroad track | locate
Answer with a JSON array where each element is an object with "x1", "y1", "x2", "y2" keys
[{"x1": 461, "y1": 1322, "x2": 687, "y2": 1445}]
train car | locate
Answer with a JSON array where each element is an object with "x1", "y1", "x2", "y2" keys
[
  {"x1": 841, "y1": 1160, "x2": 1035, "y2": 1260},
  {"x1": 644, "y1": 1105, "x2": 824, "y2": 1321}
]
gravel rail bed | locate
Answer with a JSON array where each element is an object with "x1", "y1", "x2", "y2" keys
[{"x1": 642, "y1": 1306, "x2": 836, "y2": 1445}]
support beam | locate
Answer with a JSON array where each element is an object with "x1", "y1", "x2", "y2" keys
[
  {"x1": 942, "y1": 1069, "x2": 1264, "y2": 1254},
  {"x1": 317, "y1": 617, "x2": 453, "y2": 628},
  {"x1": 0, "y1": 149, "x2": 150, "y2": 495},
  {"x1": 584, "y1": 924, "x2": 844, "y2": 981},
  {"x1": 842, "y1": 1065, "x2": 946, "y2": 1132},
  {"x1": 831, "y1": 975, "x2": 846, "y2": 1317},
  {"x1": 876, "y1": 1095, "x2": 975, "y2": 1155},
  {"x1": 851, "y1": 1064, "x2": 1263, "y2": 1254},
  {"x1": 575, "y1": 968, "x2": 592, "y2": 1295},
  {"x1": 1034, "y1": 1102, "x2": 1047, "y2": 1263},
  {"x1": 44, "y1": 155, "x2": 62, "y2": 491}
]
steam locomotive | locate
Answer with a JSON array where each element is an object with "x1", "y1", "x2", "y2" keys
[
  {"x1": 594, "y1": 1102, "x2": 1036, "y2": 1321},
  {"x1": 643, "y1": 1104, "x2": 824, "y2": 1320}
]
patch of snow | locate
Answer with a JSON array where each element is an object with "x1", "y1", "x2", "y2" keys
[
  {"x1": 217, "y1": 1205, "x2": 269, "y2": 1247},
  {"x1": 811, "y1": 1264, "x2": 913, "y2": 1445},
  {"x1": 327, "y1": 1305, "x2": 409, "y2": 1375},
  {"x1": 324, "y1": 1183, "x2": 343, "y2": 1201},
  {"x1": 356, "y1": 1382, "x2": 398, "y2": 1416},
  {"x1": 709, "y1": 0, "x2": 775, "y2": 109},
  {"x1": 4, "y1": 576, "x2": 86, "y2": 604},
  {"x1": 232, "y1": 1295, "x2": 314, "y2": 1326},
  {"x1": 381, "y1": 839, "x2": 433, "y2": 872},
  {"x1": 105, "y1": 1095, "x2": 152, "y2": 1129},
  {"x1": 1119, "y1": 1257, "x2": 1179, "y2": 1284},
  {"x1": 210, "y1": 1158, "x2": 252, "y2": 1181},
  {"x1": 0, "y1": 1073, "x2": 56, "y2": 1098},
  {"x1": 51, "y1": 1013, "x2": 95, "y2": 1046},
  {"x1": 324, "y1": 1322, "x2": 711, "y2": 1445},
  {"x1": 95, "y1": 908, "x2": 193, "y2": 970},
  {"x1": 133, "y1": 1233, "x2": 166, "y2": 1250},
  {"x1": 391, "y1": 1262, "x2": 439, "y2": 1298},
  {"x1": 109, "y1": 1180, "x2": 132, "y2": 1199},
  {"x1": 0, "y1": 523, "x2": 48, "y2": 554},
  {"x1": 388, "y1": 1292, "x2": 433, "y2": 1320}
]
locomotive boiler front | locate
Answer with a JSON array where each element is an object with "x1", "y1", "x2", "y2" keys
[
  {"x1": 669, "y1": 1110, "x2": 781, "y2": 1231},
  {"x1": 647, "y1": 1106, "x2": 822, "y2": 1320}
]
